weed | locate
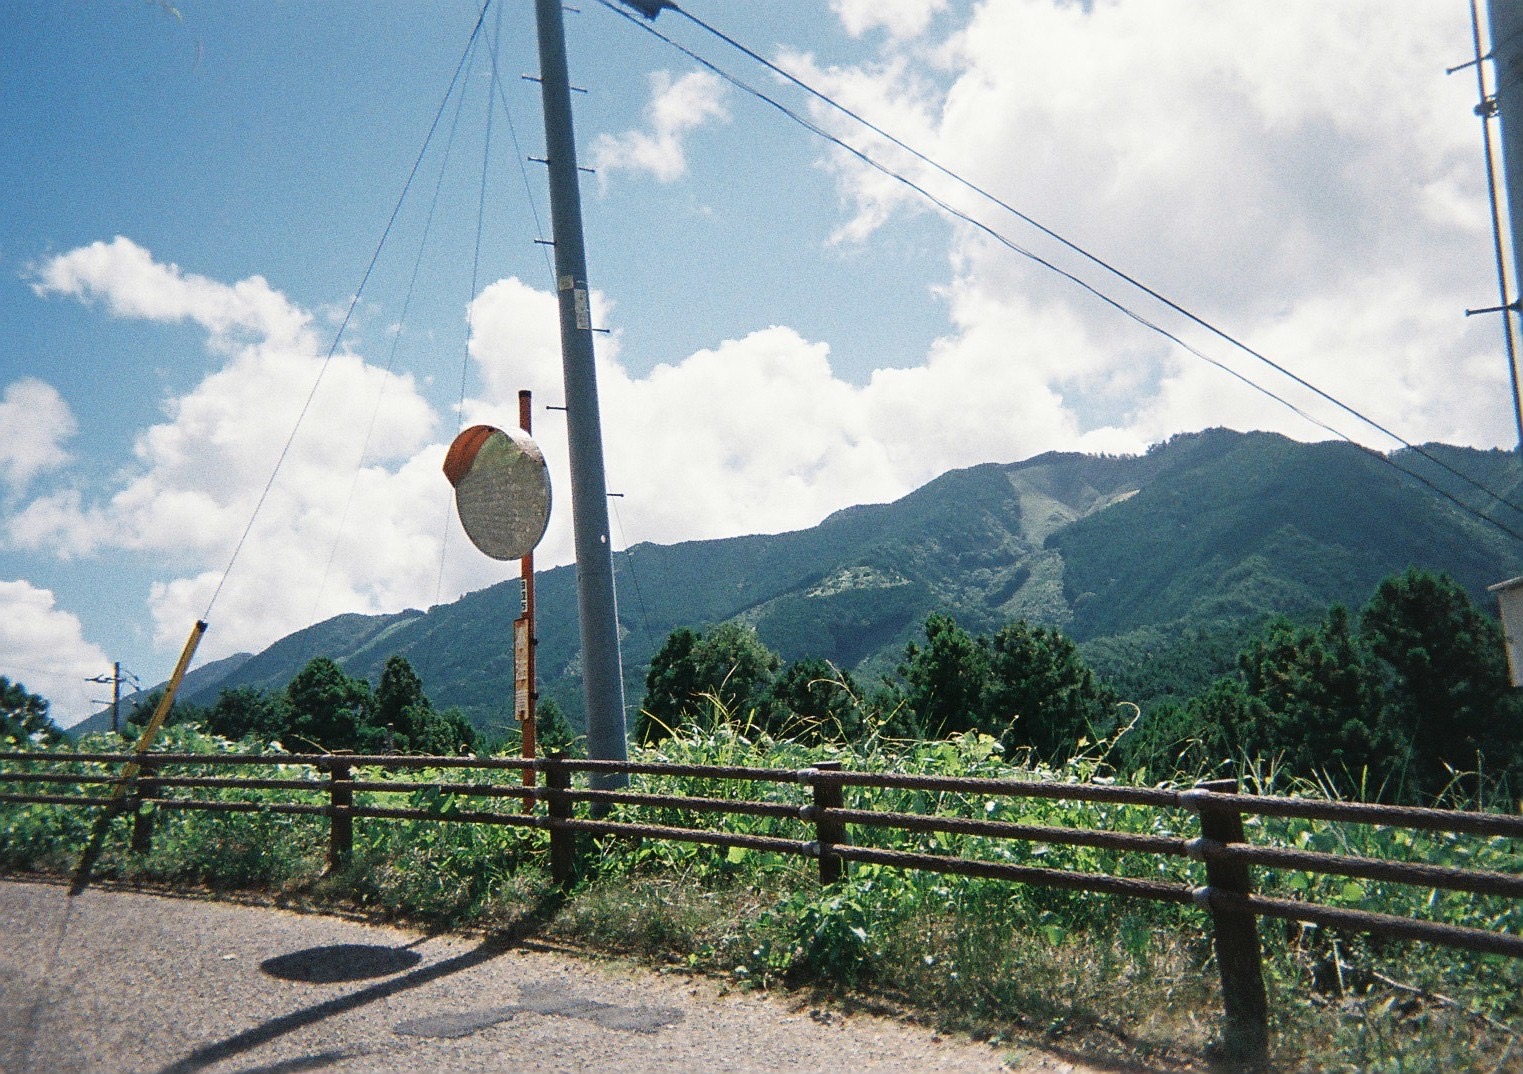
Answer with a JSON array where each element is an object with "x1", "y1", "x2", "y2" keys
[{"x1": 1, "y1": 723, "x2": 1519, "y2": 1071}]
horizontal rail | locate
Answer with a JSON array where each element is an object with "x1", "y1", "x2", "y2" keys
[
  {"x1": 346, "y1": 804, "x2": 544, "y2": 829},
  {"x1": 153, "y1": 775, "x2": 324, "y2": 793},
  {"x1": 0, "y1": 751, "x2": 532, "y2": 772},
  {"x1": 154, "y1": 799, "x2": 328, "y2": 818},
  {"x1": 556, "y1": 758, "x2": 807, "y2": 783},
  {"x1": 346, "y1": 780, "x2": 534, "y2": 801},
  {"x1": 1189, "y1": 789, "x2": 1523, "y2": 839},
  {"x1": 1199, "y1": 840, "x2": 1523, "y2": 899},
  {"x1": 822, "y1": 769, "x2": 1183, "y2": 808},
  {"x1": 835, "y1": 845, "x2": 1198, "y2": 905},
  {"x1": 0, "y1": 791, "x2": 120, "y2": 809},
  {"x1": 552, "y1": 816, "x2": 813, "y2": 857},
  {"x1": 564, "y1": 788, "x2": 805, "y2": 821},
  {"x1": 830, "y1": 807, "x2": 1190, "y2": 857},
  {"x1": 1204, "y1": 889, "x2": 1523, "y2": 959},
  {"x1": 0, "y1": 771, "x2": 124, "y2": 787}
]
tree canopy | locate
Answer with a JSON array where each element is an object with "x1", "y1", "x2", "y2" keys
[
  {"x1": 0, "y1": 678, "x2": 62, "y2": 745},
  {"x1": 638, "y1": 623, "x2": 781, "y2": 743},
  {"x1": 635, "y1": 567, "x2": 1523, "y2": 805}
]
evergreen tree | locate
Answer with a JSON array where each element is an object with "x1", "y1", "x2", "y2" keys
[
  {"x1": 125, "y1": 688, "x2": 208, "y2": 733},
  {"x1": 692, "y1": 622, "x2": 781, "y2": 717},
  {"x1": 1358, "y1": 568, "x2": 1519, "y2": 798},
  {"x1": 1184, "y1": 676, "x2": 1271, "y2": 767},
  {"x1": 983, "y1": 620, "x2": 1118, "y2": 759},
  {"x1": 637, "y1": 624, "x2": 780, "y2": 742},
  {"x1": 759, "y1": 658, "x2": 862, "y2": 743},
  {"x1": 1236, "y1": 606, "x2": 1388, "y2": 785},
  {"x1": 639, "y1": 628, "x2": 702, "y2": 743},
  {"x1": 284, "y1": 656, "x2": 372, "y2": 752},
  {"x1": 407, "y1": 706, "x2": 476, "y2": 755},
  {"x1": 0, "y1": 677, "x2": 62, "y2": 746},
  {"x1": 899, "y1": 613, "x2": 990, "y2": 738},
  {"x1": 204, "y1": 686, "x2": 289, "y2": 742},
  {"x1": 535, "y1": 696, "x2": 579, "y2": 755}
]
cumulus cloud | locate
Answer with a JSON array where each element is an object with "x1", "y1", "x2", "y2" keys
[
  {"x1": 832, "y1": 0, "x2": 947, "y2": 40},
  {"x1": 791, "y1": 0, "x2": 1509, "y2": 449},
  {"x1": 0, "y1": 379, "x2": 77, "y2": 492},
  {"x1": 0, "y1": 580, "x2": 111, "y2": 727},
  {"x1": 590, "y1": 70, "x2": 729, "y2": 185},
  {"x1": 464, "y1": 272, "x2": 1121, "y2": 556},
  {"x1": 32, "y1": 235, "x2": 310, "y2": 352},
  {"x1": 12, "y1": 238, "x2": 477, "y2": 660},
  {"x1": 6, "y1": 2, "x2": 1512, "y2": 677}
]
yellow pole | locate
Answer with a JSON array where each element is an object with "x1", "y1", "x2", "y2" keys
[{"x1": 112, "y1": 619, "x2": 208, "y2": 799}]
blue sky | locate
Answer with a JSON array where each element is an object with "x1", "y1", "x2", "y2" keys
[{"x1": 1, "y1": 0, "x2": 1513, "y2": 723}]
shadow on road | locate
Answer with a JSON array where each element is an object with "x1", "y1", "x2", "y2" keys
[
  {"x1": 261, "y1": 943, "x2": 425, "y2": 984},
  {"x1": 67, "y1": 805, "x2": 125, "y2": 896},
  {"x1": 153, "y1": 890, "x2": 563, "y2": 1074}
]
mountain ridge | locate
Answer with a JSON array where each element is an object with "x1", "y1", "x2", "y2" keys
[{"x1": 127, "y1": 428, "x2": 1523, "y2": 736}]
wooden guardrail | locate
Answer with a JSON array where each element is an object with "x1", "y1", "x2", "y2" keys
[{"x1": 2, "y1": 748, "x2": 1520, "y2": 1062}]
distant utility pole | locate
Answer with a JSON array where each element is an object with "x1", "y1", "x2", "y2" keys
[
  {"x1": 533, "y1": 0, "x2": 629, "y2": 785},
  {"x1": 85, "y1": 662, "x2": 133, "y2": 734}
]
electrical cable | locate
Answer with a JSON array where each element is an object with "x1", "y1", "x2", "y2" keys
[
  {"x1": 595, "y1": 0, "x2": 1523, "y2": 544},
  {"x1": 608, "y1": 494, "x2": 660, "y2": 653},
  {"x1": 310, "y1": 25, "x2": 479, "y2": 630},
  {"x1": 484, "y1": 12, "x2": 558, "y2": 284},
  {"x1": 661, "y1": 1, "x2": 1523, "y2": 521},
  {"x1": 203, "y1": 1, "x2": 494, "y2": 621}
]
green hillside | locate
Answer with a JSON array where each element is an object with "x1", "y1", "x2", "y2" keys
[{"x1": 180, "y1": 429, "x2": 1523, "y2": 734}]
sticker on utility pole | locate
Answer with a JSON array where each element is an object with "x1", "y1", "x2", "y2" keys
[
  {"x1": 574, "y1": 288, "x2": 591, "y2": 330},
  {"x1": 514, "y1": 616, "x2": 531, "y2": 722}
]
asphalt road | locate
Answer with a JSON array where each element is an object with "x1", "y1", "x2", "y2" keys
[{"x1": 0, "y1": 878, "x2": 1038, "y2": 1074}]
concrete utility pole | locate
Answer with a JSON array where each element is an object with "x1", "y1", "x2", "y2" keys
[
  {"x1": 1485, "y1": 0, "x2": 1523, "y2": 451},
  {"x1": 1489, "y1": 0, "x2": 1523, "y2": 281},
  {"x1": 533, "y1": 0, "x2": 629, "y2": 785}
]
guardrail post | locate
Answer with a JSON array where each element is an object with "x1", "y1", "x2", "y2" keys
[
  {"x1": 1192, "y1": 777, "x2": 1269, "y2": 1063},
  {"x1": 326, "y1": 755, "x2": 353, "y2": 871},
  {"x1": 130, "y1": 762, "x2": 158, "y2": 854},
  {"x1": 545, "y1": 752, "x2": 575, "y2": 887},
  {"x1": 810, "y1": 760, "x2": 846, "y2": 885}
]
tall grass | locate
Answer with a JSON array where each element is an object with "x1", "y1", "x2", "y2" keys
[{"x1": 1, "y1": 715, "x2": 1520, "y2": 1071}]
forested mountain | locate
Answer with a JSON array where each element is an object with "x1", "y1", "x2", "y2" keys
[{"x1": 157, "y1": 428, "x2": 1523, "y2": 738}]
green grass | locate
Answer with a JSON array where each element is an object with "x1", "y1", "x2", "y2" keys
[{"x1": 2, "y1": 719, "x2": 1520, "y2": 1071}]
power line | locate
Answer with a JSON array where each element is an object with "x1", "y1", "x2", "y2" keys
[
  {"x1": 608, "y1": 494, "x2": 660, "y2": 653},
  {"x1": 483, "y1": 9, "x2": 557, "y2": 284},
  {"x1": 596, "y1": 0, "x2": 1523, "y2": 545},
  {"x1": 203, "y1": 1, "x2": 494, "y2": 621},
  {"x1": 312, "y1": 22, "x2": 482, "y2": 631},
  {"x1": 663, "y1": 2, "x2": 1523, "y2": 518}
]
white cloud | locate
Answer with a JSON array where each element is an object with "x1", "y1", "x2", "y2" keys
[
  {"x1": 8, "y1": 2, "x2": 1514, "y2": 678},
  {"x1": 464, "y1": 274, "x2": 1123, "y2": 555},
  {"x1": 0, "y1": 580, "x2": 111, "y2": 728},
  {"x1": 32, "y1": 235, "x2": 310, "y2": 352},
  {"x1": 12, "y1": 239, "x2": 471, "y2": 661},
  {"x1": 791, "y1": 0, "x2": 1509, "y2": 450},
  {"x1": 0, "y1": 379, "x2": 77, "y2": 492},
  {"x1": 832, "y1": 0, "x2": 946, "y2": 40},
  {"x1": 590, "y1": 70, "x2": 729, "y2": 185}
]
